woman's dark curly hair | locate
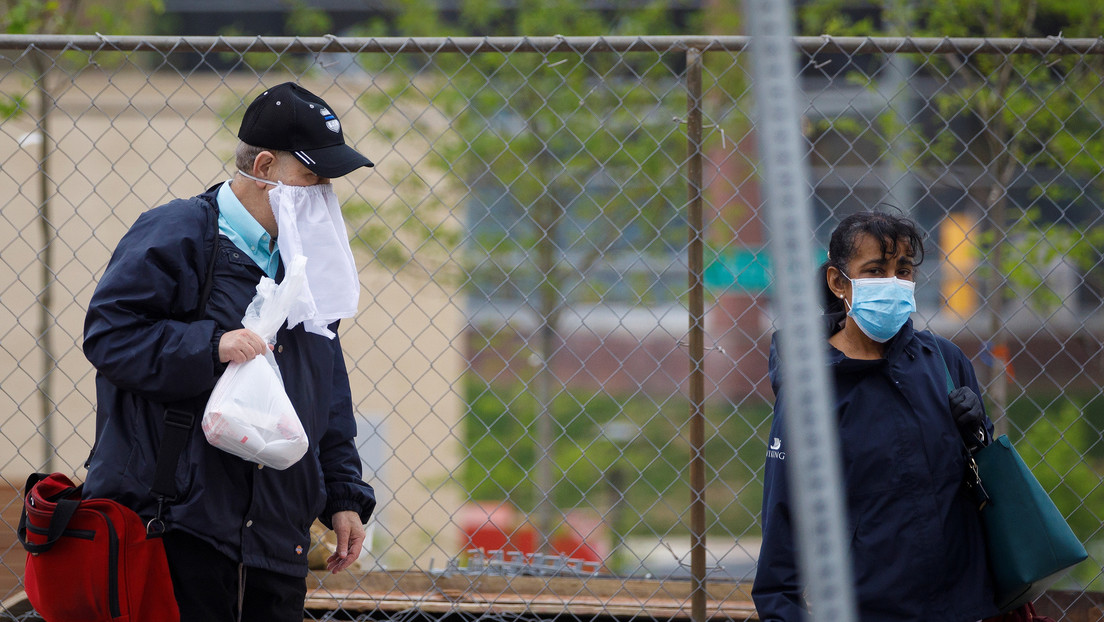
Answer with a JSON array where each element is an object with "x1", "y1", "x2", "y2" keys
[{"x1": 820, "y1": 210, "x2": 925, "y2": 314}]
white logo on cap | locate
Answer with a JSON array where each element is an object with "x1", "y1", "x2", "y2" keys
[{"x1": 320, "y1": 107, "x2": 340, "y2": 133}]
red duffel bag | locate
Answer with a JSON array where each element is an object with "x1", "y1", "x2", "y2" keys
[{"x1": 17, "y1": 472, "x2": 179, "y2": 622}]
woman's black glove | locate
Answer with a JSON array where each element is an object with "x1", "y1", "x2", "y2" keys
[{"x1": 949, "y1": 386, "x2": 988, "y2": 449}]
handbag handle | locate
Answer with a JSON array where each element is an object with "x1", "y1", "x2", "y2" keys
[
  {"x1": 936, "y1": 345, "x2": 956, "y2": 394},
  {"x1": 934, "y1": 345, "x2": 991, "y2": 510},
  {"x1": 934, "y1": 344, "x2": 990, "y2": 446},
  {"x1": 17, "y1": 474, "x2": 83, "y2": 555}
]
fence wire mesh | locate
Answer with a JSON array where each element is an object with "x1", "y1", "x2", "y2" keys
[{"x1": 1, "y1": 34, "x2": 1103, "y2": 620}]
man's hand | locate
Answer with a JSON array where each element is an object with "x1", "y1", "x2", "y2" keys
[
  {"x1": 218, "y1": 329, "x2": 271, "y2": 364},
  {"x1": 326, "y1": 511, "x2": 365, "y2": 574}
]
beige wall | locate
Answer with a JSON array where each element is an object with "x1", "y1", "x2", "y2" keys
[{"x1": 0, "y1": 69, "x2": 463, "y2": 568}]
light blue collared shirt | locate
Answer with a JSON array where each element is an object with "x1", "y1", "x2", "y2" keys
[{"x1": 217, "y1": 180, "x2": 280, "y2": 278}]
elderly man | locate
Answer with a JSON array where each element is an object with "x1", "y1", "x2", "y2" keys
[{"x1": 83, "y1": 82, "x2": 376, "y2": 622}]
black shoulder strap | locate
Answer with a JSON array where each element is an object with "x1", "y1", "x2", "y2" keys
[
  {"x1": 148, "y1": 196, "x2": 221, "y2": 512},
  {"x1": 194, "y1": 219, "x2": 220, "y2": 323},
  {"x1": 934, "y1": 338, "x2": 991, "y2": 509},
  {"x1": 933, "y1": 340, "x2": 956, "y2": 393},
  {"x1": 17, "y1": 474, "x2": 83, "y2": 554},
  {"x1": 193, "y1": 190, "x2": 221, "y2": 322}
]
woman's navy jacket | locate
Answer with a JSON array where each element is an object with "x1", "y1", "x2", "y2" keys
[
  {"x1": 83, "y1": 184, "x2": 375, "y2": 577},
  {"x1": 752, "y1": 317, "x2": 1000, "y2": 621}
]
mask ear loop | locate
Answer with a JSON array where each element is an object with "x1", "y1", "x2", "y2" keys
[
  {"x1": 832, "y1": 266, "x2": 853, "y2": 311},
  {"x1": 238, "y1": 169, "x2": 281, "y2": 186}
]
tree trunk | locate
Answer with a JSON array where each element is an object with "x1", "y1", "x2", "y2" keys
[
  {"x1": 983, "y1": 156, "x2": 1017, "y2": 437},
  {"x1": 528, "y1": 103, "x2": 566, "y2": 551}
]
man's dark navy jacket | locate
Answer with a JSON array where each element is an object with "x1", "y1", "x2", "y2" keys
[
  {"x1": 752, "y1": 317, "x2": 999, "y2": 621},
  {"x1": 83, "y1": 184, "x2": 375, "y2": 577}
]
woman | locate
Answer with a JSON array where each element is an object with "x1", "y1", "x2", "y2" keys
[{"x1": 752, "y1": 211, "x2": 999, "y2": 621}]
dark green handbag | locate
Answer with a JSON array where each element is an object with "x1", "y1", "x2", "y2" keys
[{"x1": 937, "y1": 347, "x2": 1088, "y2": 611}]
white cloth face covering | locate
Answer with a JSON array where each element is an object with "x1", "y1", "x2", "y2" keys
[{"x1": 266, "y1": 180, "x2": 360, "y2": 338}]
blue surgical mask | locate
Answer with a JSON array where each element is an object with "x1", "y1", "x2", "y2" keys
[{"x1": 843, "y1": 275, "x2": 916, "y2": 343}]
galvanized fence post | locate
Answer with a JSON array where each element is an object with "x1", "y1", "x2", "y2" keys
[
  {"x1": 30, "y1": 49, "x2": 56, "y2": 474},
  {"x1": 684, "y1": 45, "x2": 708, "y2": 622},
  {"x1": 745, "y1": 1, "x2": 858, "y2": 619}
]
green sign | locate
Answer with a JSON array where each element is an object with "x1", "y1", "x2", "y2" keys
[{"x1": 704, "y1": 246, "x2": 828, "y2": 293}]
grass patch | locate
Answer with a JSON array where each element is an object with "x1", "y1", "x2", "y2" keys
[
  {"x1": 459, "y1": 377, "x2": 774, "y2": 538},
  {"x1": 457, "y1": 377, "x2": 1104, "y2": 579}
]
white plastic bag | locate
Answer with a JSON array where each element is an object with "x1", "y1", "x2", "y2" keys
[{"x1": 202, "y1": 256, "x2": 312, "y2": 470}]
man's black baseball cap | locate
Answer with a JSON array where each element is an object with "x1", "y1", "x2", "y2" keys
[{"x1": 238, "y1": 82, "x2": 373, "y2": 178}]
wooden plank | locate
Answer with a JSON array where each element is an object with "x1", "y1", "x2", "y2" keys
[
  {"x1": 305, "y1": 593, "x2": 758, "y2": 619},
  {"x1": 306, "y1": 571, "x2": 758, "y2": 620},
  {"x1": 311, "y1": 570, "x2": 752, "y2": 602}
]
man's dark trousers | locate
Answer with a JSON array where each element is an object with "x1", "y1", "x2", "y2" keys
[{"x1": 162, "y1": 530, "x2": 307, "y2": 622}]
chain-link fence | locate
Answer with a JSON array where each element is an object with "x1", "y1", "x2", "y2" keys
[{"x1": 1, "y1": 34, "x2": 1104, "y2": 620}]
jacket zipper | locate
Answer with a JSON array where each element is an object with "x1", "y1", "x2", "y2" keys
[{"x1": 95, "y1": 510, "x2": 122, "y2": 619}]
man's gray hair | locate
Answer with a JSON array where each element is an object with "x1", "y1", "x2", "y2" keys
[{"x1": 235, "y1": 142, "x2": 287, "y2": 173}]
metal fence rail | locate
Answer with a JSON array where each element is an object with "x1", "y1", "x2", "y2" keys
[
  {"x1": 1, "y1": 34, "x2": 1103, "y2": 620},
  {"x1": 3, "y1": 33, "x2": 1104, "y2": 53}
]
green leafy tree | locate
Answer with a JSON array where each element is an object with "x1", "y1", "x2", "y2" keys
[
  {"x1": 1019, "y1": 400, "x2": 1104, "y2": 590},
  {"x1": 801, "y1": 0, "x2": 1104, "y2": 428},
  {"x1": 2, "y1": 0, "x2": 163, "y2": 471},
  {"x1": 356, "y1": 0, "x2": 699, "y2": 548},
  {"x1": 978, "y1": 208, "x2": 1104, "y2": 314},
  {"x1": 215, "y1": 0, "x2": 334, "y2": 70}
]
